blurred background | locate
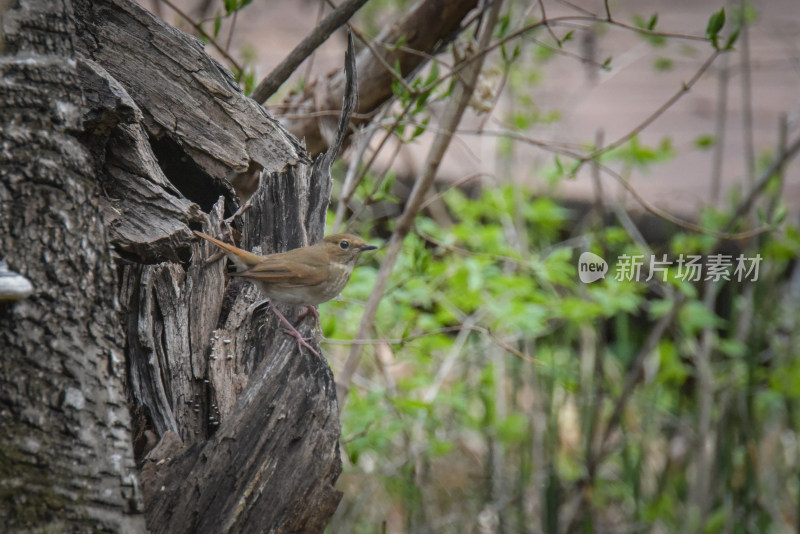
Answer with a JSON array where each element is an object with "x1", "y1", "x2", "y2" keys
[{"x1": 142, "y1": 1, "x2": 800, "y2": 532}]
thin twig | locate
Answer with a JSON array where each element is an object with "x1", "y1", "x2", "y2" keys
[
  {"x1": 418, "y1": 172, "x2": 494, "y2": 211},
  {"x1": 423, "y1": 313, "x2": 483, "y2": 403},
  {"x1": 224, "y1": 8, "x2": 237, "y2": 52},
  {"x1": 724, "y1": 135, "x2": 800, "y2": 231},
  {"x1": 587, "y1": 50, "x2": 721, "y2": 161},
  {"x1": 336, "y1": 0, "x2": 505, "y2": 407},
  {"x1": 343, "y1": 18, "x2": 419, "y2": 97},
  {"x1": 739, "y1": 0, "x2": 755, "y2": 192},
  {"x1": 710, "y1": 53, "x2": 729, "y2": 204},
  {"x1": 598, "y1": 162, "x2": 771, "y2": 240},
  {"x1": 344, "y1": 137, "x2": 405, "y2": 229},
  {"x1": 443, "y1": 14, "x2": 709, "y2": 87},
  {"x1": 160, "y1": 0, "x2": 243, "y2": 74},
  {"x1": 386, "y1": 44, "x2": 454, "y2": 70},
  {"x1": 414, "y1": 227, "x2": 530, "y2": 269},
  {"x1": 406, "y1": 120, "x2": 774, "y2": 240},
  {"x1": 595, "y1": 297, "x2": 683, "y2": 459},
  {"x1": 323, "y1": 323, "x2": 543, "y2": 365},
  {"x1": 554, "y1": 0, "x2": 596, "y2": 17},
  {"x1": 251, "y1": 0, "x2": 369, "y2": 103},
  {"x1": 303, "y1": 0, "x2": 328, "y2": 84},
  {"x1": 530, "y1": 34, "x2": 607, "y2": 68},
  {"x1": 684, "y1": 278, "x2": 720, "y2": 530},
  {"x1": 342, "y1": 99, "x2": 416, "y2": 227},
  {"x1": 766, "y1": 115, "x2": 789, "y2": 219},
  {"x1": 537, "y1": 0, "x2": 561, "y2": 46},
  {"x1": 332, "y1": 107, "x2": 388, "y2": 231},
  {"x1": 266, "y1": 109, "x2": 376, "y2": 121},
  {"x1": 591, "y1": 129, "x2": 605, "y2": 218},
  {"x1": 458, "y1": 127, "x2": 586, "y2": 159}
]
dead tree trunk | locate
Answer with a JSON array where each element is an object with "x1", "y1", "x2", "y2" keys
[{"x1": 1, "y1": 0, "x2": 344, "y2": 531}]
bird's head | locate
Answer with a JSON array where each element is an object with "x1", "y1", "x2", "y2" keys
[{"x1": 321, "y1": 233, "x2": 378, "y2": 266}]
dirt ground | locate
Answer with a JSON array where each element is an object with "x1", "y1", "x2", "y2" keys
[{"x1": 143, "y1": 0, "x2": 800, "y2": 220}]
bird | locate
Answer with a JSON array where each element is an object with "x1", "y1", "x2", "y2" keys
[{"x1": 194, "y1": 230, "x2": 377, "y2": 357}]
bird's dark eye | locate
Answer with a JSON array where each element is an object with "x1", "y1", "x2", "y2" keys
[{"x1": 339, "y1": 240, "x2": 350, "y2": 250}]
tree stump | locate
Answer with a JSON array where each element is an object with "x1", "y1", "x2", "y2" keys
[{"x1": 0, "y1": 0, "x2": 345, "y2": 531}]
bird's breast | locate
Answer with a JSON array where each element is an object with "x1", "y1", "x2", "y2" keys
[
  {"x1": 321, "y1": 262, "x2": 355, "y2": 300},
  {"x1": 257, "y1": 261, "x2": 354, "y2": 306}
]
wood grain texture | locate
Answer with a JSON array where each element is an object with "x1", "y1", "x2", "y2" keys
[
  {"x1": 1, "y1": 0, "x2": 345, "y2": 531},
  {"x1": 72, "y1": 0, "x2": 309, "y2": 183}
]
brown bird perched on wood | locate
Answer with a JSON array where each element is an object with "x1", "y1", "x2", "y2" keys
[{"x1": 194, "y1": 231, "x2": 377, "y2": 357}]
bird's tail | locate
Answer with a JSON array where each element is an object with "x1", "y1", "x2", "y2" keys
[{"x1": 194, "y1": 231, "x2": 263, "y2": 271}]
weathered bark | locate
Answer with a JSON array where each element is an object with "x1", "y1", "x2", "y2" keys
[
  {"x1": 281, "y1": 0, "x2": 479, "y2": 156},
  {"x1": 1, "y1": 0, "x2": 346, "y2": 531},
  {"x1": 0, "y1": 1, "x2": 145, "y2": 531}
]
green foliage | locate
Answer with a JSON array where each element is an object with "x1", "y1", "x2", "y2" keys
[
  {"x1": 653, "y1": 56, "x2": 674, "y2": 72},
  {"x1": 601, "y1": 135, "x2": 676, "y2": 171},
  {"x1": 327, "y1": 141, "x2": 800, "y2": 534},
  {"x1": 632, "y1": 13, "x2": 666, "y2": 47},
  {"x1": 299, "y1": 3, "x2": 800, "y2": 533},
  {"x1": 694, "y1": 134, "x2": 717, "y2": 150},
  {"x1": 706, "y1": 8, "x2": 726, "y2": 50}
]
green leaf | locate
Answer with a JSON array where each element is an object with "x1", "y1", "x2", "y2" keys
[
  {"x1": 390, "y1": 34, "x2": 407, "y2": 51},
  {"x1": 213, "y1": 11, "x2": 222, "y2": 39},
  {"x1": 706, "y1": 8, "x2": 726, "y2": 48},
  {"x1": 706, "y1": 8, "x2": 726, "y2": 36},
  {"x1": 497, "y1": 13, "x2": 511, "y2": 38},
  {"x1": 724, "y1": 26, "x2": 741, "y2": 50},
  {"x1": 224, "y1": 0, "x2": 237, "y2": 16},
  {"x1": 679, "y1": 301, "x2": 722, "y2": 335},
  {"x1": 632, "y1": 14, "x2": 665, "y2": 46},
  {"x1": 496, "y1": 413, "x2": 529, "y2": 444},
  {"x1": 718, "y1": 339, "x2": 746, "y2": 358},
  {"x1": 773, "y1": 203, "x2": 788, "y2": 225},
  {"x1": 423, "y1": 61, "x2": 439, "y2": 88},
  {"x1": 653, "y1": 56, "x2": 673, "y2": 72},
  {"x1": 411, "y1": 117, "x2": 429, "y2": 140},
  {"x1": 393, "y1": 397, "x2": 431, "y2": 415},
  {"x1": 554, "y1": 155, "x2": 564, "y2": 175},
  {"x1": 693, "y1": 134, "x2": 716, "y2": 149}
]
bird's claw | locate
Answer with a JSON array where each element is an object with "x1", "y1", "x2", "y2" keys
[{"x1": 281, "y1": 328, "x2": 321, "y2": 359}]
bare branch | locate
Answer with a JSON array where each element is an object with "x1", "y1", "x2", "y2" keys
[
  {"x1": 725, "y1": 134, "x2": 800, "y2": 230},
  {"x1": 251, "y1": 0, "x2": 369, "y2": 103},
  {"x1": 282, "y1": 0, "x2": 480, "y2": 155},
  {"x1": 587, "y1": 50, "x2": 721, "y2": 161}
]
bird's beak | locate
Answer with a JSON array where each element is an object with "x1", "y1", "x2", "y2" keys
[{"x1": 360, "y1": 244, "x2": 378, "y2": 251}]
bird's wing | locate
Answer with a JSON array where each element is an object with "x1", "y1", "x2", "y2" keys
[
  {"x1": 194, "y1": 231, "x2": 263, "y2": 271},
  {"x1": 233, "y1": 249, "x2": 327, "y2": 287}
]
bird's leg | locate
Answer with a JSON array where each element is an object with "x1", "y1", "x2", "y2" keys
[
  {"x1": 296, "y1": 305, "x2": 319, "y2": 322},
  {"x1": 267, "y1": 302, "x2": 321, "y2": 359}
]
